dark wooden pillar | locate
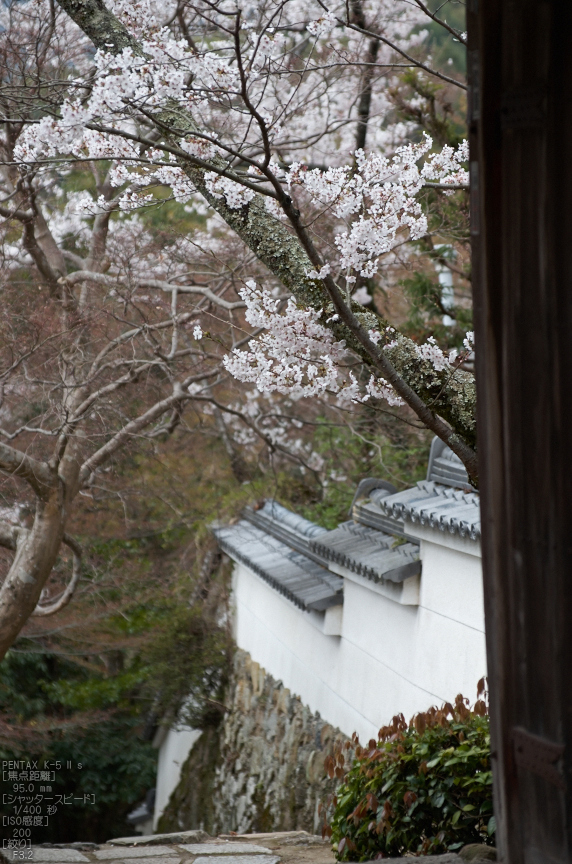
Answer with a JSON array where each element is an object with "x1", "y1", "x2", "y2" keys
[{"x1": 470, "y1": 1, "x2": 572, "y2": 861}]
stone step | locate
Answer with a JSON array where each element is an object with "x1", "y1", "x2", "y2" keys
[{"x1": 17, "y1": 834, "x2": 495, "y2": 864}]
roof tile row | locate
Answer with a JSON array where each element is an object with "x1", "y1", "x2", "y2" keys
[{"x1": 214, "y1": 441, "x2": 481, "y2": 614}]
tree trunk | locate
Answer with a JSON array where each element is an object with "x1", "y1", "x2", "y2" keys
[{"x1": 0, "y1": 487, "x2": 66, "y2": 658}]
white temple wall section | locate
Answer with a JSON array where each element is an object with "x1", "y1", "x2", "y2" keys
[{"x1": 230, "y1": 528, "x2": 486, "y2": 744}]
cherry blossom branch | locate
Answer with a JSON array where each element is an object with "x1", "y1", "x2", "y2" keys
[
  {"x1": 425, "y1": 182, "x2": 469, "y2": 190},
  {"x1": 52, "y1": 0, "x2": 477, "y2": 475},
  {"x1": 43, "y1": 0, "x2": 355, "y2": 321},
  {"x1": 410, "y1": 0, "x2": 467, "y2": 45},
  {"x1": 323, "y1": 277, "x2": 478, "y2": 477},
  {"x1": 331, "y1": 14, "x2": 467, "y2": 91},
  {"x1": 267, "y1": 185, "x2": 478, "y2": 479},
  {"x1": 81, "y1": 120, "x2": 279, "y2": 198}
]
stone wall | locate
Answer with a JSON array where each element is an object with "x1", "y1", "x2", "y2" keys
[{"x1": 157, "y1": 650, "x2": 348, "y2": 835}]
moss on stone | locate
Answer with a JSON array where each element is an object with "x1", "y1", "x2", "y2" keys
[
  {"x1": 158, "y1": 650, "x2": 348, "y2": 834},
  {"x1": 157, "y1": 724, "x2": 222, "y2": 834}
]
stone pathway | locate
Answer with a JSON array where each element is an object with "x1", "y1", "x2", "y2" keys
[{"x1": 7, "y1": 830, "x2": 495, "y2": 864}]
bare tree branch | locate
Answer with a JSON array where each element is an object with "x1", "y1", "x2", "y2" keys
[
  {"x1": 78, "y1": 382, "x2": 187, "y2": 485},
  {"x1": 336, "y1": 16, "x2": 467, "y2": 91},
  {"x1": 0, "y1": 442, "x2": 55, "y2": 498},
  {"x1": 62, "y1": 271, "x2": 246, "y2": 310},
  {"x1": 0, "y1": 521, "x2": 20, "y2": 551},
  {"x1": 32, "y1": 534, "x2": 82, "y2": 617}
]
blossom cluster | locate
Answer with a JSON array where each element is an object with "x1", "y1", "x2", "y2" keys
[
  {"x1": 419, "y1": 330, "x2": 475, "y2": 370},
  {"x1": 11, "y1": 0, "x2": 463, "y2": 249},
  {"x1": 222, "y1": 282, "x2": 403, "y2": 407},
  {"x1": 421, "y1": 140, "x2": 469, "y2": 190},
  {"x1": 14, "y1": 32, "x2": 237, "y2": 167},
  {"x1": 204, "y1": 173, "x2": 256, "y2": 210},
  {"x1": 223, "y1": 281, "x2": 473, "y2": 410},
  {"x1": 306, "y1": 11, "x2": 338, "y2": 36},
  {"x1": 415, "y1": 335, "x2": 455, "y2": 371},
  {"x1": 223, "y1": 281, "x2": 346, "y2": 399},
  {"x1": 288, "y1": 134, "x2": 468, "y2": 280},
  {"x1": 249, "y1": 30, "x2": 287, "y2": 68}
]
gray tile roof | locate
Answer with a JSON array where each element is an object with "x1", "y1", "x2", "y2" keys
[
  {"x1": 213, "y1": 440, "x2": 480, "y2": 613},
  {"x1": 244, "y1": 500, "x2": 329, "y2": 565},
  {"x1": 373, "y1": 480, "x2": 481, "y2": 541},
  {"x1": 426, "y1": 437, "x2": 474, "y2": 490},
  {"x1": 349, "y1": 440, "x2": 480, "y2": 542},
  {"x1": 213, "y1": 505, "x2": 343, "y2": 612},
  {"x1": 352, "y1": 486, "x2": 417, "y2": 540},
  {"x1": 308, "y1": 520, "x2": 420, "y2": 584}
]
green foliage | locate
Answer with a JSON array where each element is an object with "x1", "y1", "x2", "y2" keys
[
  {"x1": 326, "y1": 697, "x2": 493, "y2": 859},
  {"x1": 0, "y1": 649, "x2": 156, "y2": 842},
  {"x1": 43, "y1": 667, "x2": 147, "y2": 712},
  {"x1": 401, "y1": 271, "x2": 473, "y2": 350},
  {"x1": 292, "y1": 421, "x2": 431, "y2": 529},
  {"x1": 141, "y1": 603, "x2": 232, "y2": 729},
  {"x1": 421, "y1": 2, "x2": 467, "y2": 79},
  {"x1": 45, "y1": 719, "x2": 157, "y2": 808},
  {"x1": 0, "y1": 651, "x2": 55, "y2": 719}
]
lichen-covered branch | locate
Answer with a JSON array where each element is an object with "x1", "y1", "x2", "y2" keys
[
  {"x1": 52, "y1": 0, "x2": 140, "y2": 53},
  {"x1": 55, "y1": 0, "x2": 478, "y2": 475},
  {"x1": 384, "y1": 335, "x2": 476, "y2": 449}
]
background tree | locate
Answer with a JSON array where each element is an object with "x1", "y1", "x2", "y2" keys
[{"x1": 0, "y1": 0, "x2": 470, "y2": 654}]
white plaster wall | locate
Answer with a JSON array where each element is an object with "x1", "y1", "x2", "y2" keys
[
  {"x1": 153, "y1": 726, "x2": 202, "y2": 829},
  {"x1": 231, "y1": 531, "x2": 487, "y2": 743}
]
